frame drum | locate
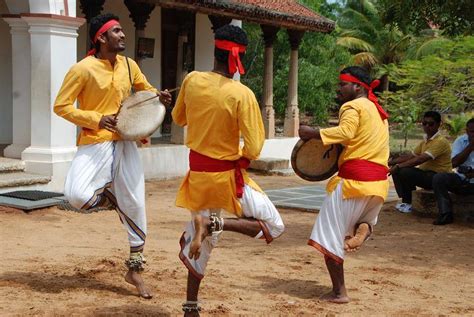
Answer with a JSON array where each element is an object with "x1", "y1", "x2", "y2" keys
[{"x1": 291, "y1": 139, "x2": 342, "y2": 181}]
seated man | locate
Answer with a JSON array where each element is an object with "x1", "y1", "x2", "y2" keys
[
  {"x1": 432, "y1": 118, "x2": 474, "y2": 225},
  {"x1": 389, "y1": 111, "x2": 452, "y2": 213}
]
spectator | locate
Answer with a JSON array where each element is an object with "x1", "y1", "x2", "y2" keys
[
  {"x1": 389, "y1": 111, "x2": 452, "y2": 213},
  {"x1": 432, "y1": 118, "x2": 474, "y2": 225}
]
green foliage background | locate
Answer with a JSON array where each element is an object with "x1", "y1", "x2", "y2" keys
[
  {"x1": 241, "y1": 0, "x2": 351, "y2": 125},
  {"x1": 240, "y1": 0, "x2": 473, "y2": 133}
]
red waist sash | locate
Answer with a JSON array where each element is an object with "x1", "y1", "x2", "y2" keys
[
  {"x1": 338, "y1": 159, "x2": 388, "y2": 181},
  {"x1": 189, "y1": 150, "x2": 250, "y2": 198}
]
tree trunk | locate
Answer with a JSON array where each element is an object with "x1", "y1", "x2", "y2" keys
[{"x1": 380, "y1": 74, "x2": 390, "y2": 92}]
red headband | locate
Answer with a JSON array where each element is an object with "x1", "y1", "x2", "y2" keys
[
  {"x1": 215, "y1": 39, "x2": 246, "y2": 75},
  {"x1": 87, "y1": 19, "x2": 120, "y2": 56},
  {"x1": 339, "y1": 73, "x2": 388, "y2": 120}
]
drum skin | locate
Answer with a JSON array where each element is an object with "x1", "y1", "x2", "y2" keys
[
  {"x1": 116, "y1": 90, "x2": 166, "y2": 141},
  {"x1": 291, "y1": 139, "x2": 342, "y2": 182}
]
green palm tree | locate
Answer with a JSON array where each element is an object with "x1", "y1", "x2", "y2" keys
[{"x1": 336, "y1": 0, "x2": 410, "y2": 91}]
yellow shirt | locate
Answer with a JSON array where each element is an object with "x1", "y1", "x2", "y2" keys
[
  {"x1": 413, "y1": 132, "x2": 452, "y2": 173},
  {"x1": 54, "y1": 55, "x2": 157, "y2": 145},
  {"x1": 320, "y1": 97, "x2": 390, "y2": 200},
  {"x1": 172, "y1": 71, "x2": 264, "y2": 216}
]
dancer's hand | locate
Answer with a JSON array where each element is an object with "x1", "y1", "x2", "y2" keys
[
  {"x1": 159, "y1": 89, "x2": 172, "y2": 107},
  {"x1": 99, "y1": 115, "x2": 117, "y2": 132},
  {"x1": 298, "y1": 125, "x2": 320, "y2": 141}
]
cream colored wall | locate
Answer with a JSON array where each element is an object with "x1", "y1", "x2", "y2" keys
[
  {"x1": 194, "y1": 13, "x2": 214, "y2": 72},
  {"x1": 0, "y1": 0, "x2": 13, "y2": 144},
  {"x1": 76, "y1": 1, "x2": 162, "y2": 89}
]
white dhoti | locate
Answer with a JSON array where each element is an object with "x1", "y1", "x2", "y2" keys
[
  {"x1": 308, "y1": 182, "x2": 383, "y2": 263},
  {"x1": 65, "y1": 141, "x2": 147, "y2": 253},
  {"x1": 179, "y1": 185, "x2": 285, "y2": 280}
]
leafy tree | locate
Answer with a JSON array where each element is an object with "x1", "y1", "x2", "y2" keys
[
  {"x1": 381, "y1": 36, "x2": 474, "y2": 146},
  {"x1": 336, "y1": 0, "x2": 410, "y2": 90},
  {"x1": 241, "y1": 0, "x2": 352, "y2": 125},
  {"x1": 378, "y1": 0, "x2": 474, "y2": 36}
]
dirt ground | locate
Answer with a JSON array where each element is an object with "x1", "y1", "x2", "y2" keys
[{"x1": 1, "y1": 173, "x2": 473, "y2": 316}]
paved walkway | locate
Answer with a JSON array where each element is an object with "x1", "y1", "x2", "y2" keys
[{"x1": 266, "y1": 185, "x2": 399, "y2": 212}]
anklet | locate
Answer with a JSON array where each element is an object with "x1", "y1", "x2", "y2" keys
[
  {"x1": 182, "y1": 301, "x2": 201, "y2": 312},
  {"x1": 125, "y1": 252, "x2": 146, "y2": 272}
]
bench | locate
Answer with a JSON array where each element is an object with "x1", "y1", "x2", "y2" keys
[{"x1": 411, "y1": 189, "x2": 474, "y2": 222}]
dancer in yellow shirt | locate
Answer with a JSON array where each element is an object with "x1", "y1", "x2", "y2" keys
[
  {"x1": 172, "y1": 25, "x2": 284, "y2": 315},
  {"x1": 299, "y1": 66, "x2": 390, "y2": 303},
  {"x1": 54, "y1": 13, "x2": 171, "y2": 299}
]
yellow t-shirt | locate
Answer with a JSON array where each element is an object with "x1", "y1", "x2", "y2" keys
[
  {"x1": 413, "y1": 132, "x2": 452, "y2": 173},
  {"x1": 172, "y1": 71, "x2": 264, "y2": 216},
  {"x1": 54, "y1": 55, "x2": 157, "y2": 145},
  {"x1": 320, "y1": 97, "x2": 390, "y2": 200}
]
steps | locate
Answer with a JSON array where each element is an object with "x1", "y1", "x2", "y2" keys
[
  {"x1": 249, "y1": 157, "x2": 295, "y2": 176},
  {"x1": 0, "y1": 157, "x2": 51, "y2": 191}
]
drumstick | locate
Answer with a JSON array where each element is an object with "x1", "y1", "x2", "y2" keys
[{"x1": 127, "y1": 86, "x2": 180, "y2": 110}]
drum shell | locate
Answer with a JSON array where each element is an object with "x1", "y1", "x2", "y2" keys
[
  {"x1": 291, "y1": 139, "x2": 342, "y2": 181},
  {"x1": 116, "y1": 90, "x2": 166, "y2": 141}
]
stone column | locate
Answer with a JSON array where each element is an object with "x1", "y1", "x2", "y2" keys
[
  {"x1": 21, "y1": 15, "x2": 85, "y2": 187},
  {"x1": 260, "y1": 25, "x2": 279, "y2": 139},
  {"x1": 2, "y1": 16, "x2": 31, "y2": 159},
  {"x1": 284, "y1": 30, "x2": 304, "y2": 137}
]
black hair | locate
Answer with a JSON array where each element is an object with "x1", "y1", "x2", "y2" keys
[
  {"x1": 423, "y1": 111, "x2": 442, "y2": 123},
  {"x1": 467, "y1": 118, "x2": 474, "y2": 126},
  {"x1": 340, "y1": 66, "x2": 372, "y2": 86},
  {"x1": 89, "y1": 13, "x2": 120, "y2": 52},
  {"x1": 214, "y1": 24, "x2": 248, "y2": 65}
]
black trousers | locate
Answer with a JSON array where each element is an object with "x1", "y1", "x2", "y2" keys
[
  {"x1": 392, "y1": 167, "x2": 436, "y2": 204},
  {"x1": 432, "y1": 173, "x2": 474, "y2": 215}
]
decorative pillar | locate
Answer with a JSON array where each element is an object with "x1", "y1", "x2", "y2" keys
[
  {"x1": 124, "y1": 0, "x2": 155, "y2": 146},
  {"x1": 2, "y1": 16, "x2": 31, "y2": 159},
  {"x1": 284, "y1": 30, "x2": 304, "y2": 137},
  {"x1": 260, "y1": 25, "x2": 279, "y2": 139},
  {"x1": 124, "y1": 0, "x2": 155, "y2": 64},
  {"x1": 79, "y1": 0, "x2": 104, "y2": 51},
  {"x1": 21, "y1": 15, "x2": 85, "y2": 186}
]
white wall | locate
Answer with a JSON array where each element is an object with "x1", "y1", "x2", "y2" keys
[
  {"x1": 194, "y1": 13, "x2": 214, "y2": 71},
  {"x1": 0, "y1": 0, "x2": 13, "y2": 145}
]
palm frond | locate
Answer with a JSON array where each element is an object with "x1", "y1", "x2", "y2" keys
[
  {"x1": 337, "y1": 37, "x2": 374, "y2": 52},
  {"x1": 353, "y1": 52, "x2": 378, "y2": 68}
]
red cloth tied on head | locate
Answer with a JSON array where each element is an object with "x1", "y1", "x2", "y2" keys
[
  {"x1": 215, "y1": 39, "x2": 246, "y2": 75},
  {"x1": 339, "y1": 73, "x2": 389, "y2": 120},
  {"x1": 87, "y1": 19, "x2": 120, "y2": 56}
]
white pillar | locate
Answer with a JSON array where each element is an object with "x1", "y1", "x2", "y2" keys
[
  {"x1": 21, "y1": 15, "x2": 85, "y2": 185},
  {"x1": 3, "y1": 17, "x2": 31, "y2": 159}
]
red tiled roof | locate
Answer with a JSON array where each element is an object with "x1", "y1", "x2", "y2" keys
[{"x1": 150, "y1": 0, "x2": 335, "y2": 32}]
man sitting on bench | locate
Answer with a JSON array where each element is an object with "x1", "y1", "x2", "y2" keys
[
  {"x1": 389, "y1": 111, "x2": 452, "y2": 213},
  {"x1": 432, "y1": 118, "x2": 474, "y2": 225}
]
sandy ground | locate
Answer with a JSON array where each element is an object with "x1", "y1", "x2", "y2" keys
[{"x1": 1, "y1": 173, "x2": 473, "y2": 316}]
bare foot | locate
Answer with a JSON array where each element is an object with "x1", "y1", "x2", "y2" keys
[
  {"x1": 344, "y1": 223, "x2": 370, "y2": 252},
  {"x1": 320, "y1": 290, "x2": 350, "y2": 304},
  {"x1": 189, "y1": 216, "x2": 210, "y2": 260},
  {"x1": 184, "y1": 311, "x2": 200, "y2": 317},
  {"x1": 125, "y1": 270, "x2": 153, "y2": 299}
]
